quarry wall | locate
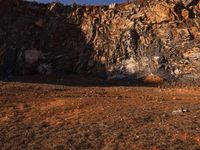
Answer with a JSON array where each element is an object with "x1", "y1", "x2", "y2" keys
[{"x1": 0, "y1": 0, "x2": 199, "y2": 83}]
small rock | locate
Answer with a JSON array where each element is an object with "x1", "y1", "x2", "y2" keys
[
  {"x1": 181, "y1": 9, "x2": 190, "y2": 20},
  {"x1": 182, "y1": 107, "x2": 190, "y2": 113},
  {"x1": 100, "y1": 56, "x2": 106, "y2": 63},
  {"x1": 116, "y1": 96, "x2": 123, "y2": 100},
  {"x1": 172, "y1": 108, "x2": 183, "y2": 115},
  {"x1": 172, "y1": 107, "x2": 190, "y2": 115},
  {"x1": 109, "y1": 3, "x2": 116, "y2": 9},
  {"x1": 144, "y1": 74, "x2": 164, "y2": 83},
  {"x1": 174, "y1": 69, "x2": 181, "y2": 76}
]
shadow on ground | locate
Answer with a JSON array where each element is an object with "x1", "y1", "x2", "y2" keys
[{"x1": 0, "y1": 74, "x2": 160, "y2": 87}]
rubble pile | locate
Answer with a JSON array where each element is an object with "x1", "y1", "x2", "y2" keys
[{"x1": 0, "y1": 0, "x2": 199, "y2": 83}]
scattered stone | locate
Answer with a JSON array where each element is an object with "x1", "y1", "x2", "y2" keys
[
  {"x1": 116, "y1": 96, "x2": 123, "y2": 100},
  {"x1": 109, "y1": 3, "x2": 116, "y2": 9},
  {"x1": 172, "y1": 108, "x2": 183, "y2": 114},
  {"x1": 174, "y1": 69, "x2": 181, "y2": 76},
  {"x1": 172, "y1": 107, "x2": 190, "y2": 115},
  {"x1": 144, "y1": 74, "x2": 164, "y2": 83},
  {"x1": 182, "y1": 107, "x2": 190, "y2": 113},
  {"x1": 172, "y1": 97, "x2": 177, "y2": 100}
]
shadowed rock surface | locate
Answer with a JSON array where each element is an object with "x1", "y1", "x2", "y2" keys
[{"x1": 0, "y1": 0, "x2": 199, "y2": 83}]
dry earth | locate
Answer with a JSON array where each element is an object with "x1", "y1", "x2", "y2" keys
[{"x1": 0, "y1": 75, "x2": 200, "y2": 150}]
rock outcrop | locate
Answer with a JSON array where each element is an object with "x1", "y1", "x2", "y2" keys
[{"x1": 0, "y1": 0, "x2": 199, "y2": 83}]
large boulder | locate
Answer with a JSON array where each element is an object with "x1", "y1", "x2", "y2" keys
[{"x1": 25, "y1": 49, "x2": 44, "y2": 65}]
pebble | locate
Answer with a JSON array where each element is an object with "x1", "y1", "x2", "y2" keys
[{"x1": 172, "y1": 107, "x2": 190, "y2": 115}]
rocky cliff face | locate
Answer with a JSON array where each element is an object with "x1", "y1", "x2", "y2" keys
[{"x1": 0, "y1": 0, "x2": 199, "y2": 83}]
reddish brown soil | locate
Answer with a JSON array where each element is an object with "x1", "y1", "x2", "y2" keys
[{"x1": 0, "y1": 76, "x2": 200, "y2": 150}]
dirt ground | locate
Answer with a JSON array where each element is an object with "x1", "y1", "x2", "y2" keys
[{"x1": 0, "y1": 75, "x2": 200, "y2": 150}]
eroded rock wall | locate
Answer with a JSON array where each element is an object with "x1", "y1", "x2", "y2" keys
[{"x1": 0, "y1": 0, "x2": 199, "y2": 83}]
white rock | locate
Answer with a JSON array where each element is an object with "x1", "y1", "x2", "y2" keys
[
  {"x1": 109, "y1": 3, "x2": 116, "y2": 9},
  {"x1": 172, "y1": 109, "x2": 183, "y2": 115},
  {"x1": 174, "y1": 69, "x2": 181, "y2": 75}
]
